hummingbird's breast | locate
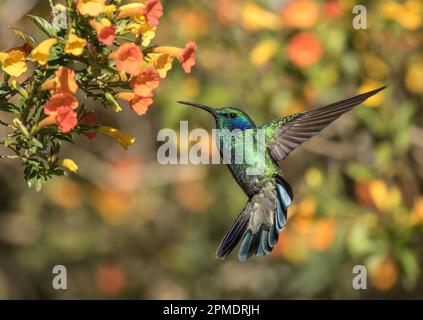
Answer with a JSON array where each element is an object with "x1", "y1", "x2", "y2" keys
[{"x1": 216, "y1": 129, "x2": 282, "y2": 197}]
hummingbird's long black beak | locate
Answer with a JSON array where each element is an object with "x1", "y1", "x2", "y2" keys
[{"x1": 177, "y1": 101, "x2": 216, "y2": 115}]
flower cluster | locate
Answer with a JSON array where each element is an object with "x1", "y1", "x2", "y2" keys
[{"x1": 0, "y1": 0, "x2": 196, "y2": 190}]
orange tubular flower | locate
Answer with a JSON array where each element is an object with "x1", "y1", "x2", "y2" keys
[
  {"x1": 44, "y1": 93, "x2": 78, "y2": 115},
  {"x1": 43, "y1": 92, "x2": 79, "y2": 133},
  {"x1": 130, "y1": 94, "x2": 154, "y2": 116},
  {"x1": 130, "y1": 68, "x2": 160, "y2": 96},
  {"x1": 117, "y1": 0, "x2": 163, "y2": 26},
  {"x1": 109, "y1": 43, "x2": 144, "y2": 76},
  {"x1": 115, "y1": 91, "x2": 153, "y2": 116},
  {"x1": 143, "y1": 0, "x2": 163, "y2": 26},
  {"x1": 89, "y1": 19, "x2": 116, "y2": 46},
  {"x1": 56, "y1": 107, "x2": 78, "y2": 133},
  {"x1": 42, "y1": 67, "x2": 79, "y2": 94},
  {"x1": 154, "y1": 41, "x2": 197, "y2": 73}
]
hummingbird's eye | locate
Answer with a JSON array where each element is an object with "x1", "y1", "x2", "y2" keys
[{"x1": 229, "y1": 113, "x2": 237, "y2": 119}]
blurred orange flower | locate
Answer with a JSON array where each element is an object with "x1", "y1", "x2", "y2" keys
[
  {"x1": 275, "y1": 229, "x2": 310, "y2": 263},
  {"x1": 48, "y1": 180, "x2": 82, "y2": 209},
  {"x1": 95, "y1": 265, "x2": 126, "y2": 296},
  {"x1": 309, "y1": 218, "x2": 336, "y2": 251},
  {"x1": 354, "y1": 179, "x2": 401, "y2": 213},
  {"x1": 173, "y1": 181, "x2": 213, "y2": 213},
  {"x1": 287, "y1": 32, "x2": 323, "y2": 67},
  {"x1": 280, "y1": 0, "x2": 320, "y2": 29},
  {"x1": 409, "y1": 197, "x2": 423, "y2": 226},
  {"x1": 91, "y1": 187, "x2": 134, "y2": 223},
  {"x1": 324, "y1": 0, "x2": 342, "y2": 19},
  {"x1": 214, "y1": 0, "x2": 241, "y2": 25},
  {"x1": 369, "y1": 255, "x2": 399, "y2": 291},
  {"x1": 109, "y1": 43, "x2": 144, "y2": 76}
]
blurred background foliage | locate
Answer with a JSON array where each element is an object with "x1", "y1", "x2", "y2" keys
[{"x1": 1, "y1": 0, "x2": 423, "y2": 299}]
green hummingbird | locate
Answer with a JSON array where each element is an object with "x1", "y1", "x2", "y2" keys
[{"x1": 178, "y1": 86, "x2": 386, "y2": 262}]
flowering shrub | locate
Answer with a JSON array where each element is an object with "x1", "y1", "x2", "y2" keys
[{"x1": 0, "y1": 0, "x2": 196, "y2": 191}]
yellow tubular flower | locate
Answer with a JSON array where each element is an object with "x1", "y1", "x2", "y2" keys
[
  {"x1": 65, "y1": 34, "x2": 87, "y2": 56},
  {"x1": 0, "y1": 50, "x2": 27, "y2": 77},
  {"x1": 103, "y1": 4, "x2": 117, "y2": 18},
  {"x1": 147, "y1": 53, "x2": 174, "y2": 78},
  {"x1": 31, "y1": 38, "x2": 58, "y2": 65},
  {"x1": 127, "y1": 18, "x2": 157, "y2": 47},
  {"x1": 77, "y1": 0, "x2": 106, "y2": 17},
  {"x1": 117, "y1": 3, "x2": 145, "y2": 19},
  {"x1": 115, "y1": 92, "x2": 135, "y2": 101},
  {"x1": 96, "y1": 126, "x2": 136, "y2": 150},
  {"x1": 61, "y1": 159, "x2": 79, "y2": 173}
]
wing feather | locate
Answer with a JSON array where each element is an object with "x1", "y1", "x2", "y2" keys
[{"x1": 263, "y1": 87, "x2": 386, "y2": 161}]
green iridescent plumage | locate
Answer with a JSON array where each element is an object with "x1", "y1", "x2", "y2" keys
[{"x1": 178, "y1": 86, "x2": 386, "y2": 261}]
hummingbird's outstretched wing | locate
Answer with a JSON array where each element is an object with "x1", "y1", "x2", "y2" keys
[
  {"x1": 216, "y1": 176, "x2": 293, "y2": 261},
  {"x1": 261, "y1": 86, "x2": 386, "y2": 161}
]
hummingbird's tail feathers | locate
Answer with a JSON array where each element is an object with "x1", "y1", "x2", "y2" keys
[
  {"x1": 216, "y1": 177, "x2": 293, "y2": 261},
  {"x1": 216, "y1": 209, "x2": 250, "y2": 260},
  {"x1": 263, "y1": 86, "x2": 387, "y2": 161}
]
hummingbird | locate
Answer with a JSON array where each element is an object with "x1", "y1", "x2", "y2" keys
[{"x1": 177, "y1": 86, "x2": 386, "y2": 262}]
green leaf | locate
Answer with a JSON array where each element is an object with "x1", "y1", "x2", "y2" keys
[
  {"x1": 32, "y1": 137, "x2": 44, "y2": 149},
  {"x1": 28, "y1": 15, "x2": 57, "y2": 37},
  {"x1": 10, "y1": 27, "x2": 38, "y2": 48},
  {"x1": 55, "y1": 133, "x2": 75, "y2": 144},
  {"x1": 35, "y1": 178, "x2": 43, "y2": 192},
  {"x1": 27, "y1": 176, "x2": 37, "y2": 188},
  {"x1": 3, "y1": 138, "x2": 15, "y2": 148}
]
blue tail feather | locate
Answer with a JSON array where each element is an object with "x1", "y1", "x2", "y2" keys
[
  {"x1": 217, "y1": 176, "x2": 294, "y2": 261},
  {"x1": 238, "y1": 231, "x2": 252, "y2": 261}
]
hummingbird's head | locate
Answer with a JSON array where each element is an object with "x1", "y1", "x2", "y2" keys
[{"x1": 177, "y1": 101, "x2": 256, "y2": 131}]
